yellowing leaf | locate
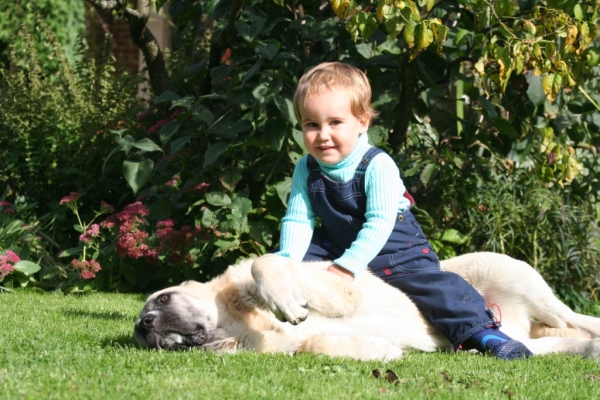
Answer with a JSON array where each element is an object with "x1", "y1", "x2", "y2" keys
[
  {"x1": 412, "y1": 22, "x2": 433, "y2": 59},
  {"x1": 330, "y1": 0, "x2": 355, "y2": 20},
  {"x1": 542, "y1": 73, "x2": 562, "y2": 103},
  {"x1": 565, "y1": 24, "x2": 578, "y2": 49},
  {"x1": 404, "y1": 20, "x2": 417, "y2": 48}
]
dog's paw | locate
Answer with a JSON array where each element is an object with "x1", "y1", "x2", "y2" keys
[
  {"x1": 257, "y1": 282, "x2": 308, "y2": 324},
  {"x1": 251, "y1": 256, "x2": 309, "y2": 324}
]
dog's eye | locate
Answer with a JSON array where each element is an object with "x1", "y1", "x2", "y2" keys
[{"x1": 158, "y1": 294, "x2": 170, "y2": 303}]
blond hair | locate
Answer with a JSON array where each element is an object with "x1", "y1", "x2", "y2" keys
[{"x1": 293, "y1": 62, "x2": 378, "y2": 125}]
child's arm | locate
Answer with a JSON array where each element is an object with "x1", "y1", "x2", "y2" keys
[
  {"x1": 334, "y1": 154, "x2": 406, "y2": 276},
  {"x1": 276, "y1": 158, "x2": 315, "y2": 260}
]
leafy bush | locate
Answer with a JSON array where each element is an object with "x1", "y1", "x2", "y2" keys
[
  {"x1": 1, "y1": 0, "x2": 599, "y2": 311},
  {"x1": 0, "y1": 200, "x2": 42, "y2": 290},
  {"x1": 0, "y1": 25, "x2": 144, "y2": 241}
]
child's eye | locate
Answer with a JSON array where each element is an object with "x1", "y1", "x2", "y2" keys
[
  {"x1": 331, "y1": 120, "x2": 341, "y2": 126},
  {"x1": 304, "y1": 122, "x2": 318, "y2": 128}
]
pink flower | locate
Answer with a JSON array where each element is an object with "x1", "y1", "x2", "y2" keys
[
  {"x1": 165, "y1": 175, "x2": 180, "y2": 187},
  {"x1": 2, "y1": 208, "x2": 15, "y2": 214},
  {"x1": 100, "y1": 202, "x2": 158, "y2": 263},
  {"x1": 0, "y1": 200, "x2": 11, "y2": 207},
  {"x1": 4, "y1": 250, "x2": 20, "y2": 263},
  {"x1": 137, "y1": 109, "x2": 154, "y2": 122},
  {"x1": 155, "y1": 222, "x2": 209, "y2": 266},
  {"x1": 79, "y1": 234, "x2": 92, "y2": 243},
  {"x1": 148, "y1": 119, "x2": 170, "y2": 134},
  {"x1": 60, "y1": 192, "x2": 82, "y2": 205},
  {"x1": 183, "y1": 182, "x2": 210, "y2": 194},
  {"x1": 86, "y1": 224, "x2": 100, "y2": 237},
  {"x1": 0, "y1": 250, "x2": 20, "y2": 280},
  {"x1": 71, "y1": 259, "x2": 102, "y2": 280},
  {"x1": 156, "y1": 219, "x2": 175, "y2": 228}
]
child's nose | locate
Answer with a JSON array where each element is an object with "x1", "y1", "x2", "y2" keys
[{"x1": 317, "y1": 127, "x2": 331, "y2": 140}]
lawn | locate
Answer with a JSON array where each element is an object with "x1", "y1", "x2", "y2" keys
[{"x1": 1, "y1": 290, "x2": 599, "y2": 399}]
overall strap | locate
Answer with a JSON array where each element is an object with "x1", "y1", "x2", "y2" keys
[
  {"x1": 354, "y1": 147, "x2": 384, "y2": 175},
  {"x1": 307, "y1": 156, "x2": 321, "y2": 172},
  {"x1": 353, "y1": 147, "x2": 416, "y2": 206}
]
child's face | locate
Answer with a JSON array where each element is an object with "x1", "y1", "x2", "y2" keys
[{"x1": 299, "y1": 90, "x2": 369, "y2": 165}]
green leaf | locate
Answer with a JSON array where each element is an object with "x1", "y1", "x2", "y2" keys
[
  {"x1": 492, "y1": 116, "x2": 517, "y2": 138},
  {"x1": 3, "y1": 220, "x2": 25, "y2": 235},
  {"x1": 440, "y1": 229, "x2": 468, "y2": 244},
  {"x1": 132, "y1": 138, "x2": 164, "y2": 153},
  {"x1": 153, "y1": 91, "x2": 180, "y2": 103},
  {"x1": 249, "y1": 221, "x2": 273, "y2": 247},
  {"x1": 195, "y1": 110, "x2": 215, "y2": 126},
  {"x1": 58, "y1": 247, "x2": 82, "y2": 258},
  {"x1": 159, "y1": 120, "x2": 182, "y2": 145},
  {"x1": 420, "y1": 163, "x2": 439, "y2": 186},
  {"x1": 229, "y1": 196, "x2": 252, "y2": 219},
  {"x1": 206, "y1": 192, "x2": 232, "y2": 207},
  {"x1": 114, "y1": 135, "x2": 134, "y2": 155},
  {"x1": 170, "y1": 133, "x2": 194, "y2": 156},
  {"x1": 526, "y1": 75, "x2": 546, "y2": 107},
  {"x1": 123, "y1": 159, "x2": 154, "y2": 195},
  {"x1": 573, "y1": 4, "x2": 584, "y2": 20},
  {"x1": 242, "y1": 60, "x2": 263, "y2": 84},
  {"x1": 274, "y1": 95, "x2": 296, "y2": 125},
  {"x1": 203, "y1": 142, "x2": 230, "y2": 168},
  {"x1": 478, "y1": 96, "x2": 498, "y2": 119},
  {"x1": 274, "y1": 177, "x2": 292, "y2": 207},
  {"x1": 13, "y1": 260, "x2": 41, "y2": 275},
  {"x1": 403, "y1": 20, "x2": 417, "y2": 47},
  {"x1": 255, "y1": 43, "x2": 279, "y2": 60},
  {"x1": 220, "y1": 169, "x2": 242, "y2": 191},
  {"x1": 201, "y1": 207, "x2": 218, "y2": 228}
]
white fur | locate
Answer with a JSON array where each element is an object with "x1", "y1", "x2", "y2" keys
[{"x1": 136, "y1": 252, "x2": 600, "y2": 360}]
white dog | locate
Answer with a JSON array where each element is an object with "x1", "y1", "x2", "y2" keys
[{"x1": 134, "y1": 252, "x2": 600, "y2": 360}]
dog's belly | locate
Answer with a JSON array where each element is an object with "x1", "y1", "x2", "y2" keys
[{"x1": 290, "y1": 307, "x2": 452, "y2": 352}]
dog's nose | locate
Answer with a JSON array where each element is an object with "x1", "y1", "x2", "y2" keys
[{"x1": 140, "y1": 313, "x2": 155, "y2": 328}]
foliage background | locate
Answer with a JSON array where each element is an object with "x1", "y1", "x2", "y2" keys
[{"x1": 0, "y1": 0, "x2": 599, "y2": 312}]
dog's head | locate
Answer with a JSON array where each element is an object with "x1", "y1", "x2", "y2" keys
[{"x1": 134, "y1": 281, "x2": 220, "y2": 350}]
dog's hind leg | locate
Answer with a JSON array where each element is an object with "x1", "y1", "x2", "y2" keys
[
  {"x1": 523, "y1": 336, "x2": 600, "y2": 358},
  {"x1": 202, "y1": 330, "x2": 301, "y2": 356},
  {"x1": 296, "y1": 334, "x2": 403, "y2": 361}
]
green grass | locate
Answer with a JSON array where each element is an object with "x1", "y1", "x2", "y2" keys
[{"x1": 1, "y1": 290, "x2": 600, "y2": 399}]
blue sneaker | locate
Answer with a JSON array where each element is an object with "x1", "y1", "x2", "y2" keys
[
  {"x1": 491, "y1": 339, "x2": 533, "y2": 360},
  {"x1": 464, "y1": 328, "x2": 533, "y2": 360}
]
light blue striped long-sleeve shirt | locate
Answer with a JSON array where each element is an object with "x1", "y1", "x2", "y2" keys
[{"x1": 276, "y1": 134, "x2": 411, "y2": 276}]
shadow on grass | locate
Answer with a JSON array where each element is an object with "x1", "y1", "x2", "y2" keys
[
  {"x1": 63, "y1": 309, "x2": 136, "y2": 321},
  {"x1": 101, "y1": 333, "x2": 142, "y2": 349}
]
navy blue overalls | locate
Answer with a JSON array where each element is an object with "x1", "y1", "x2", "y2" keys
[{"x1": 302, "y1": 147, "x2": 497, "y2": 349}]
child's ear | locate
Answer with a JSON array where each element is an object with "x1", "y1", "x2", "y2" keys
[{"x1": 358, "y1": 114, "x2": 371, "y2": 130}]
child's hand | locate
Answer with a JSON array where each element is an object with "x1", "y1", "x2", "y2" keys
[{"x1": 326, "y1": 264, "x2": 354, "y2": 281}]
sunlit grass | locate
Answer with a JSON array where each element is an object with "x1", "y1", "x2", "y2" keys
[{"x1": 1, "y1": 290, "x2": 599, "y2": 399}]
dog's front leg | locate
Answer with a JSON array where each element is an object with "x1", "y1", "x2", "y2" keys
[{"x1": 251, "y1": 254, "x2": 309, "y2": 324}]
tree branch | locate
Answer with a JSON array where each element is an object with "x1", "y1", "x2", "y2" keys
[
  {"x1": 86, "y1": 0, "x2": 172, "y2": 95},
  {"x1": 389, "y1": 54, "x2": 419, "y2": 153}
]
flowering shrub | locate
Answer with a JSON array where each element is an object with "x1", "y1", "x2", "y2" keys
[
  {"x1": 0, "y1": 200, "x2": 42, "y2": 290},
  {"x1": 0, "y1": 250, "x2": 19, "y2": 280}
]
